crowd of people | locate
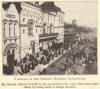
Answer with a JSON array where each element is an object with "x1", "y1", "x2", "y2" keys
[
  {"x1": 3, "y1": 33, "x2": 97, "y2": 75},
  {"x1": 3, "y1": 43, "x2": 64, "y2": 75},
  {"x1": 64, "y1": 36, "x2": 97, "y2": 74}
]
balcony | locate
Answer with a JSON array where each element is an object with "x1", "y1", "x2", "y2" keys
[
  {"x1": 3, "y1": 36, "x2": 20, "y2": 40},
  {"x1": 39, "y1": 33, "x2": 58, "y2": 38},
  {"x1": 39, "y1": 33, "x2": 58, "y2": 41}
]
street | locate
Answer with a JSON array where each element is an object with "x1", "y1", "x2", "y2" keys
[{"x1": 41, "y1": 51, "x2": 97, "y2": 75}]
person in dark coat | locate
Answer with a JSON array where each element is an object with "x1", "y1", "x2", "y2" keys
[{"x1": 7, "y1": 54, "x2": 14, "y2": 74}]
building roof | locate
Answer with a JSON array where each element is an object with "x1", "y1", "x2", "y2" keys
[
  {"x1": 2, "y1": 2, "x2": 22, "y2": 14},
  {"x1": 26, "y1": 2, "x2": 41, "y2": 8},
  {"x1": 2, "y1": 2, "x2": 64, "y2": 14},
  {"x1": 40, "y1": 2, "x2": 64, "y2": 13}
]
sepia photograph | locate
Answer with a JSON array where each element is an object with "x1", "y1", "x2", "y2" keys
[{"x1": 2, "y1": 1, "x2": 97, "y2": 75}]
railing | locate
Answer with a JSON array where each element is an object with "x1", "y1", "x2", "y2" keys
[
  {"x1": 39, "y1": 33, "x2": 58, "y2": 38},
  {"x1": 3, "y1": 36, "x2": 20, "y2": 40}
]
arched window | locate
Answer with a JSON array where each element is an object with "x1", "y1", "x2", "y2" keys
[
  {"x1": 50, "y1": 23, "x2": 53, "y2": 33},
  {"x1": 3, "y1": 23, "x2": 6, "y2": 37},
  {"x1": 9, "y1": 23, "x2": 12, "y2": 37},
  {"x1": 27, "y1": 19, "x2": 34, "y2": 36},
  {"x1": 43, "y1": 23, "x2": 46, "y2": 34},
  {"x1": 14, "y1": 20, "x2": 18, "y2": 36},
  {"x1": 14, "y1": 23, "x2": 16, "y2": 36},
  {"x1": 3, "y1": 19, "x2": 8, "y2": 37}
]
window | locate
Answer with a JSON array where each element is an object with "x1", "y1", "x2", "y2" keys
[
  {"x1": 23, "y1": 18, "x2": 25, "y2": 22},
  {"x1": 28, "y1": 22, "x2": 33, "y2": 36},
  {"x1": 61, "y1": 19, "x2": 63, "y2": 24},
  {"x1": 4, "y1": 40, "x2": 7, "y2": 45},
  {"x1": 3, "y1": 19, "x2": 8, "y2": 37},
  {"x1": 43, "y1": 23, "x2": 46, "y2": 34},
  {"x1": 28, "y1": 20, "x2": 34, "y2": 36},
  {"x1": 59, "y1": 18, "x2": 60, "y2": 24},
  {"x1": 14, "y1": 39, "x2": 17, "y2": 42},
  {"x1": 14, "y1": 23, "x2": 16, "y2": 36},
  {"x1": 9, "y1": 23, "x2": 12, "y2": 37},
  {"x1": 50, "y1": 23, "x2": 53, "y2": 33},
  {"x1": 3, "y1": 23, "x2": 6, "y2": 37},
  {"x1": 23, "y1": 29, "x2": 25, "y2": 34},
  {"x1": 43, "y1": 28, "x2": 45, "y2": 34}
]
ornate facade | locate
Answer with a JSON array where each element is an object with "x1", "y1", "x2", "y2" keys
[
  {"x1": 2, "y1": 2, "x2": 20, "y2": 65},
  {"x1": 2, "y1": 2, "x2": 64, "y2": 65}
]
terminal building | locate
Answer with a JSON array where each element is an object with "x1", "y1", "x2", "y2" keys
[
  {"x1": 2, "y1": 2, "x2": 64, "y2": 65},
  {"x1": 2, "y1": 2, "x2": 21, "y2": 65}
]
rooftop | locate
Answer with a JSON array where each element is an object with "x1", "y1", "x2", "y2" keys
[{"x1": 40, "y1": 2, "x2": 64, "y2": 13}]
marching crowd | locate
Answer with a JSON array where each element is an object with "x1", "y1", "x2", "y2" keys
[
  {"x1": 64, "y1": 36, "x2": 97, "y2": 74},
  {"x1": 3, "y1": 34, "x2": 97, "y2": 75}
]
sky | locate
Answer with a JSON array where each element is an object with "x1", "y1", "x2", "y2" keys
[{"x1": 55, "y1": 1, "x2": 98, "y2": 28}]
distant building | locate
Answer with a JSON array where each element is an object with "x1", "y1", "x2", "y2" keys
[
  {"x1": 2, "y1": 2, "x2": 64, "y2": 65},
  {"x1": 72, "y1": 19, "x2": 77, "y2": 27}
]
